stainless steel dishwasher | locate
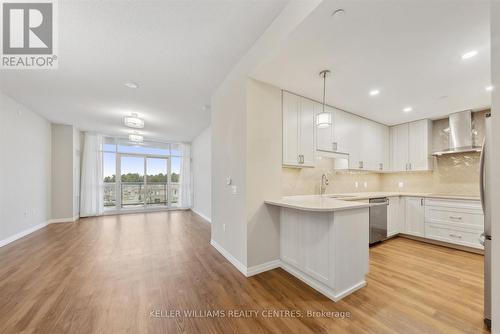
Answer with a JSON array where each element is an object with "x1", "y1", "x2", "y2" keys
[{"x1": 369, "y1": 197, "x2": 389, "y2": 245}]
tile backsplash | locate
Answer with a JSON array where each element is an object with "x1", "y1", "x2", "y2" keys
[
  {"x1": 381, "y1": 153, "x2": 480, "y2": 196},
  {"x1": 282, "y1": 158, "x2": 382, "y2": 195}
]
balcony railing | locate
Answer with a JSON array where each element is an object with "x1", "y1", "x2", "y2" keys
[{"x1": 104, "y1": 182, "x2": 179, "y2": 208}]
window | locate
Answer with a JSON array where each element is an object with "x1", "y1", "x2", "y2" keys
[{"x1": 101, "y1": 137, "x2": 184, "y2": 211}]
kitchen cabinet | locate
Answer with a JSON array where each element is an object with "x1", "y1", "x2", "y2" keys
[
  {"x1": 334, "y1": 109, "x2": 362, "y2": 169},
  {"x1": 404, "y1": 197, "x2": 425, "y2": 237},
  {"x1": 387, "y1": 196, "x2": 404, "y2": 237},
  {"x1": 361, "y1": 120, "x2": 390, "y2": 171},
  {"x1": 408, "y1": 119, "x2": 433, "y2": 171},
  {"x1": 390, "y1": 123, "x2": 409, "y2": 172},
  {"x1": 390, "y1": 119, "x2": 433, "y2": 172},
  {"x1": 424, "y1": 198, "x2": 484, "y2": 249},
  {"x1": 282, "y1": 91, "x2": 315, "y2": 167}
]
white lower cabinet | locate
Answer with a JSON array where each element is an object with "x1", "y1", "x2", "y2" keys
[
  {"x1": 404, "y1": 197, "x2": 425, "y2": 237},
  {"x1": 387, "y1": 196, "x2": 404, "y2": 237},
  {"x1": 389, "y1": 197, "x2": 484, "y2": 250},
  {"x1": 424, "y1": 198, "x2": 484, "y2": 249}
]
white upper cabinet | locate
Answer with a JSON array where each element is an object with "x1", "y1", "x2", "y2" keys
[
  {"x1": 390, "y1": 123, "x2": 410, "y2": 172},
  {"x1": 334, "y1": 110, "x2": 362, "y2": 169},
  {"x1": 282, "y1": 91, "x2": 315, "y2": 167},
  {"x1": 299, "y1": 98, "x2": 316, "y2": 167},
  {"x1": 315, "y1": 103, "x2": 336, "y2": 152},
  {"x1": 408, "y1": 119, "x2": 433, "y2": 171},
  {"x1": 360, "y1": 119, "x2": 389, "y2": 171},
  {"x1": 390, "y1": 119, "x2": 433, "y2": 172}
]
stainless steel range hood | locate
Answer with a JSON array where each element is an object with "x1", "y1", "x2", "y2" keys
[{"x1": 432, "y1": 110, "x2": 482, "y2": 156}]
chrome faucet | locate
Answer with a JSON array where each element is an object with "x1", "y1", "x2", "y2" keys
[{"x1": 320, "y1": 173, "x2": 330, "y2": 195}]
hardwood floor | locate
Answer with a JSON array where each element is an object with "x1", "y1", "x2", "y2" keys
[{"x1": 0, "y1": 211, "x2": 488, "y2": 333}]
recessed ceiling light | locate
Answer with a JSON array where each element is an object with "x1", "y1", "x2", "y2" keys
[
  {"x1": 486, "y1": 85, "x2": 494, "y2": 92},
  {"x1": 124, "y1": 113, "x2": 145, "y2": 129},
  {"x1": 369, "y1": 89, "x2": 380, "y2": 96},
  {"x1": 331, "y1": 9, "x2": 346, "y2": 18},
  {"x1": 461, "y1": 50, "x2": 478, "y2": 60},
  {"x1": 124, "y1": 81, "x2": 139, "y2": 89},
  {"x1": 129, "y1": 133, "x2": 143, "y2": 143},
  {"x1": 403, "y1": 106, "x2": 413, "y2": 113}
]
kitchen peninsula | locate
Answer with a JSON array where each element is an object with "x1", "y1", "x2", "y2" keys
[{"x1": 265, "y1": 196, "x2": 375, "y2": 301}]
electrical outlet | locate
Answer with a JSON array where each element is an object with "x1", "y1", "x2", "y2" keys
[
  {"x1": 231, "y1": 185, "x2": 237, "y2": 195},
  {"x1": 363, "y1": 181, "x2": 368, "y2": 188},
  {"x1": 398, "y1": 181, "x2": 404, "y2": 188},
  {"x1": 354, "y1": 181, "x2": 359, "y2": 188}
]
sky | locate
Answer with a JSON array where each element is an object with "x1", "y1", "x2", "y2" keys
[{"x1": 103, "y1": 146, "x2": 181, "y2": 178}]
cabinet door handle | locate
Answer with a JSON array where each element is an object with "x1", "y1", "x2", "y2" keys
[
  {"x1": 421, "y1": 198, "x2": 424, "y2": 206},
  {"x1": 332, "y1": 142, "x2": 338, "y2": 151},
  {"x1": 359, "y1": 161, "x2": 363, "y2": 169},
  {"x1": 405, "y1": 163, "x2": 408, "y2": 171},
  {"x1": 379, "y1": 163, "x2": 383, "y2": 170},
  {"x1": 409, "y1": 163, "x2": 412, "y2": 171},
  {"x1": 449, "y1": 233, "x2": 462, "y2": 239},
  {"x1": 449, "y1": 216, "x2": 462, "y2": 220}
]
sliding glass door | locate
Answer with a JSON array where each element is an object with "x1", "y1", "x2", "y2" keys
[
  {"x1": 120, "y1": 155, "x2": 145, "y2": 208},
  {"x1": 146, "y1": 158, "x2": 168, "y2": 207},
  {"x1": 118, "y1": 154, "x2": 170, "y2": 209}
]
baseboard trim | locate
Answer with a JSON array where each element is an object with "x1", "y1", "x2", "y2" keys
[
  {"x1": 210, "y1": 239, "x2": 247, "y2": 277},
  {"x1": 0, "y1": 222, "x2": 48, "y2": 248},
  {"x1": 48, "y1": 216, "x2": 79, "y2": 224},
  {"x1": 246, "y1": 259, "x2": 281, "y2": 277},
  {"x1": 190, "y1": 209, "x2": 211, "y2": 223},
  {"x1": 280, "y1": 261, "x2": 365, "y2": 302}
]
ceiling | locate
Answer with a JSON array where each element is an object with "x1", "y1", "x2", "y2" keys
[
  {"x1": 252, "y1": 0, "x2": 491, "y2": 125},
  {"x1": 0, "y1": 0, "x2": 288, "y2": 142}
]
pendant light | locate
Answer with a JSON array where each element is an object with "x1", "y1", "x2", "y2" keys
[{"x1": 316, "y1": 70, "x2": 332, "y2": 128}]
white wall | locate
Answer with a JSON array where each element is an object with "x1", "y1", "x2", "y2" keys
[
  {"x1": 210, "y1": 0, "x2": 322, "y2": 271},
  {"x1": 0, "y1": 92, "x2": 51, "y2": 243},
  {"x1": 246, "y1": 79, "x2": 282, "y2": 267},
  {"x1": 191, "y1": 126, "x2": 212, "y2": 222},
  {"x1": 490, "y1": 2, "x2": 500, "y2": 331},
  {"x1": 51, "y1": 124, "x2": 75, "y2": 221}
]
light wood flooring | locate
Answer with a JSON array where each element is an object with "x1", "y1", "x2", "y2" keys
[{"x1": 0, "y1": 211, "x2": 489, "y2": 333}]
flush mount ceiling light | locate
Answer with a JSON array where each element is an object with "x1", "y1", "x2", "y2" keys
[
  {"x1": 486, "y1": 85, "x2": 494, "y2": 92},
  {"x1": 369, "y1": 89, "x2": 380, "y2": 96},
  {"x1": 403, "y1": 106, "x2": 413, "y2": 113},
  {"x1": 129, "y1": 132, "x2": 143, "y2": 143},
  {"x1": 123, "y1": 113, "x2": 145, "y2": 129},
  {"x1": 316, "y1": 70, "x2": 332, "y2": 129},
  {"x1": 124, "y1": 81, "x2": 139, "y2": 89},
  {"x1": 461, "y1": 50, "x2": 478, "y2": 60}
]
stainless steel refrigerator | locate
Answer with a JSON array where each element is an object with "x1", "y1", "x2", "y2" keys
[{"x1": 480, "y1": 112, "x2": 492, "y2": 329}]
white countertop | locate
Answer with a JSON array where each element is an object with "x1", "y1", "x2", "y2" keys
[
  {"x1": 265, "y1": 195, "x2": 373, "y2": 212},
  {"x1": 325, "y1": 192, "x2": 480, "y2": 201},
  {"x1": 265, "y1": 192, "x2": 480, "y2": 212}
]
